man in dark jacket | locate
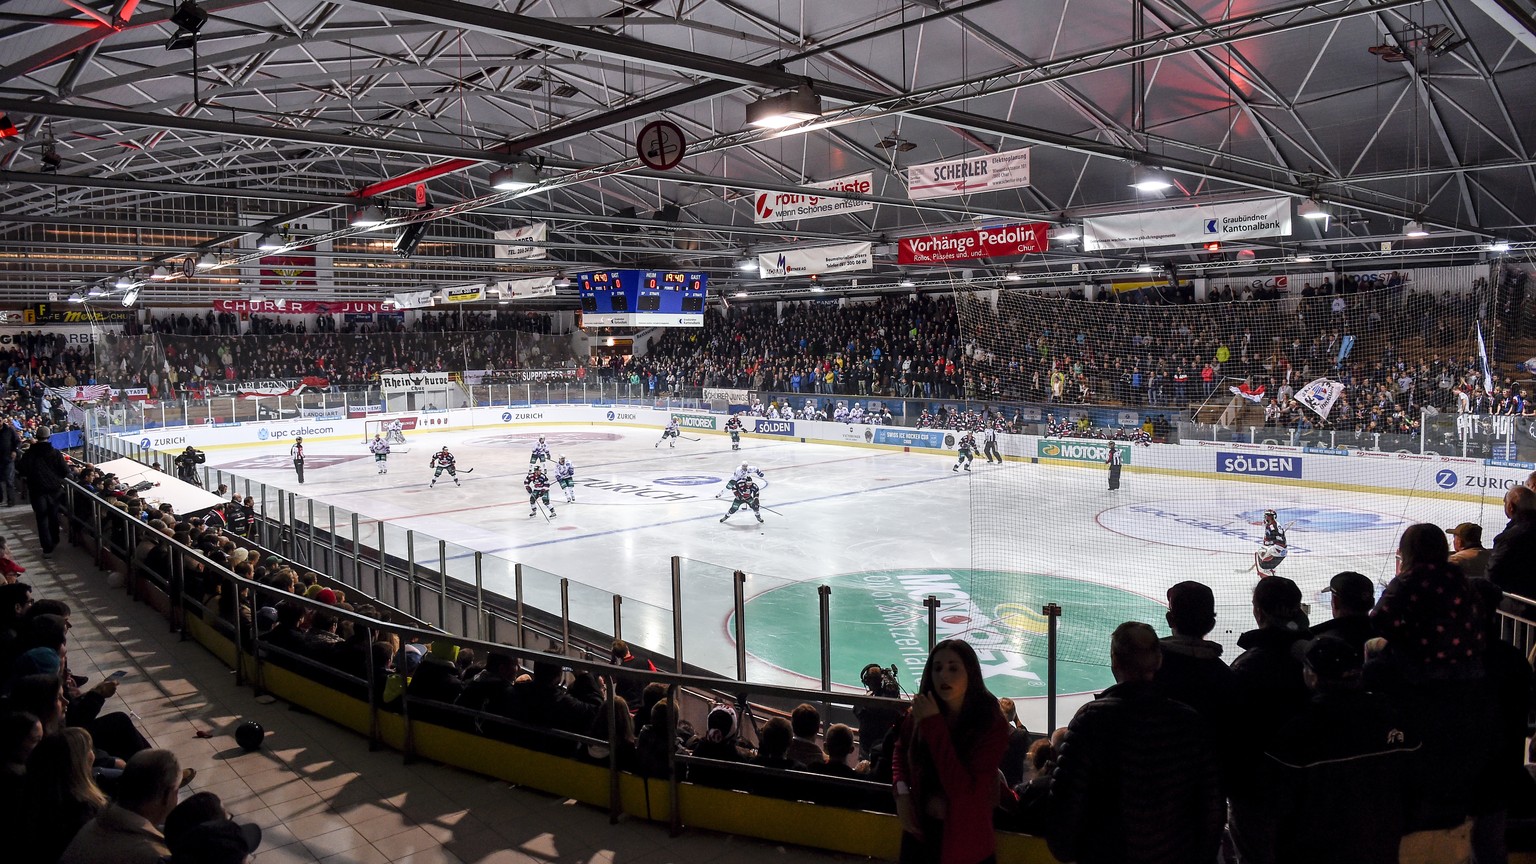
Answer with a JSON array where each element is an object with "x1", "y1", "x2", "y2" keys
[
  {"x1": 16, "y1": 426, "x2": 66, "y2": 555},
  {"x1": 1308, "y1": 571, "x2": 1378, "y2": 654},
  {"x1": 1262, "y1": 636, "x2": 1417, "y2": 864},
  {"x1": 0, "y1": 417, "x2": 19, "y2": 506},
  {"x1": 1154, "y1": 580, "x2": 1237, "y2": 729},
  {"x1": 1048, "y1": 622, "x2": 1223, "y2": 864},
  {"x1": 1489, "y1": 486, "x2": 1536, "y2": 598}
]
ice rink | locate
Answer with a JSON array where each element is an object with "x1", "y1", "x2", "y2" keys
[{"x1": 202, "y1": 424, "x2": 1500, "y2": 730}]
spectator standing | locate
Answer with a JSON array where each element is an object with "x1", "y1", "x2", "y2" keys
[
  {"x1": 1447, "y1": 522, "x2": 1491, "y2": 581},
  {"x1": 609, "y1": 639, "x2": 656, "y2": 710},
  {"x1": 1153, "y1": 580, "x2": 1237, "y2": 731},
  {"x1": 59, "y1": 749, "x2": 182, "y2": 864},
  {"x1": 1488, "y1": 487, "x2": 1536, "y2": 597},
  {"x1": 892, "y1": 639, "x2": 1009, "y2": 864},
  {"x1": 0, "y1": 416, "x2": 19, "y2": 506},
  {"x1": 996, "y1": 697, "x2": 1031, "y2": 788},
  {"x1": 1048, "y1": 622, "x2": 1223, "y2": 864},
  {"x1": 16, "y1": 426, "x2": 66, "y2": 555},
  {"x1": 1308, "y1": 571, "x2": 1378, "y2": 654},
  {"x1": 1261, "y1": 636, "x2": 1417, "y2": 864}
]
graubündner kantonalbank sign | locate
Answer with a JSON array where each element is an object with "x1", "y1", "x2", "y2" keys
[{"x1": 1081, "y1": 197, "x2": 1293, "y2": 251}]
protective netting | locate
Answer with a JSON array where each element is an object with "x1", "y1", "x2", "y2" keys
[{"x1": 945, "y1": 265, "x2": 1529, "y2": 690}]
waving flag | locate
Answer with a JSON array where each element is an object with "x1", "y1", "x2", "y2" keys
[
  {"x1": 1229, "y1": 382, "x2": 1266, "y2": 403},
  {"x1": 1296, "y1": 377, "x2": 1346, "y2": 420},
  {"x1": 1477, "y1": 323, "x2": 1494, "y2": 395}
]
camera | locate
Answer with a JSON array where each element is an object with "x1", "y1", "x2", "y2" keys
[{"x1": 860, "y1": 662, "x2": 901, "y2": 698}]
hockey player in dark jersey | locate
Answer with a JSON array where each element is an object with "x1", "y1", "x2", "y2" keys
[
  {"x1": 525, "y1": 465, "x2": 556, "y2": 517},
  {"x1": 953, "y1": 432, "x2": 977, "y2": 472},
  {"x1": 725, "y1": 415, "x2": 745, "y2": 450},
  {"x1": 720, "y1": 477, "x2": 763, "y2": 524},
  {"x1": 1255, "y1": 509, "x2": 1288, "y2": 577},
  {"x1": 428, "y1": 446, "x2": 460, "y2": 487}
]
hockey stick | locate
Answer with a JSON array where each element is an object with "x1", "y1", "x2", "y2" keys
[
  {"x1": 760, "y1": 505, "x2": 784, "y2": 516},
  {"x1": 681, "y1": 435, "x2": 702, "y2": 441},
  {"x1": 459, "y1": 467, "x2": 475, "y2": 474}
]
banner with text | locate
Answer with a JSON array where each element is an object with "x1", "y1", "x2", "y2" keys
[
  {"x1": 1083, "y1": 197, "x2": 1292, "y2": 251},
  {"x1": 213, "y1": 299, "x2": 398, "y2": 315},
  {"x1": 898, "y1": 222, "x2": 1049, "y2": 265},
  {"x1": 381, "y1": 372, "x2": 454, "y2": 394},
  {"x1": 759, "y1": 241, "x2": 873, "y2": 278},
  {"x1": 906, "y1": 149, "x2": 1031, "y2": 200},
  {"x1": 752, "y1": 173, "x2": 873, "y2": 224},
  {"x1": 495, "y1": 277, "x2": 557, "y2": 300},
  {"x1": 23, "y1": 304, "x2": 136, "y2": 325},
  {"x1": 494, "y1": 223, "x2": 548, "y2": 260},
  {"x1": 439, "y1": 285, "x2": 485, "y2": 304}
]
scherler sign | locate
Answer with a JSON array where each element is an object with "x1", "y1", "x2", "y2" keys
[
  {"x1": 898, "y1": 222, "x2": 1049, "y2": 265},
  {"x1": 1082, "y1": 197, "x2": 1292, "y2": 251},
  {"x1": 752, "y1": 173, "x2": 873, "y2": 223},
  {"x1": 381, "y1": 372, "x2": 454, "y2": 393},
  {"x1": 906, "y1": 149, "x2": 1031, "y2": 200}
]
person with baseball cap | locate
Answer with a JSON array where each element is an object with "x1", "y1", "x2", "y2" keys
[
  {"x1": 1309, "y1": 571, "x2": 1378, "y2": 654},
  {"x1": 1446, "y1": 522, "x2": 1489, "y2": 581},
  {"x1": 1154, "y1": 581, "x2": 1237, "y2": 732}
]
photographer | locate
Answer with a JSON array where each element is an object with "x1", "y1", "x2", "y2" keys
[
  {"x1": 855, "y1": 662, "x2": 906, "y2": 778},
  {"x1": 172, "y1": 447, "x2": 205, "y2": 488}
]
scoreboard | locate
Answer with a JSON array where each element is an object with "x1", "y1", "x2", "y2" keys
[{"x1": 577, "y1": 270, "x2": 707, "y2": 327}]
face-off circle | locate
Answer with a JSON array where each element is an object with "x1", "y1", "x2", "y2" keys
[
  {"x1": 470, "y1": 432, "x2": 622, "y2": 447},
  {"x1": 1096, "y1": 498, "x2": 1406, "y2": 556},
  {"x1": 654, "y1": 476, "x2": 722, "y2": 486}
]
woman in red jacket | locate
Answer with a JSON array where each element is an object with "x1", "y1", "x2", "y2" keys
[{"x1": 892, "y1": 639, "x2": 1009, "y2": 864}]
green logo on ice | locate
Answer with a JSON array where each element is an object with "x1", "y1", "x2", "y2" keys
[{"x1": 739, "y1": 568, "x2": 1166, "y2": 697}]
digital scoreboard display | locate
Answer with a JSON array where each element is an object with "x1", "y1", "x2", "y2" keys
[{"x1": 577, "y1": 270, "x2": 707, "y2": 327}]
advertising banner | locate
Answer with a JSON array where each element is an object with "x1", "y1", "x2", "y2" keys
[
  {"x1": 703, "y1": 388, "x2": 753, "y2": 403},
  {"x1": 1216, "y1": 452, "x2": 1303, "y2": 478},
  {"x1": 1082, "y1": 197, "x2": 1292, "y2": 251},
  {"x1": 22, "y1": 304, "x2": 135, "y2": 325},
  {"x1": 1036, "y1": 439, "x2": 1132, "y2": 463},
  {"x1": 494, "y1": 223, "x2": 548, "y2": 260},
  {"x1": 670, "y1": 412, "x2": 717, "y2": 430},
  {"x1": 874, "y1": 428, "x2": 946, "y2": 448},
  {"x1": 897, "y1": 222, "x2": 1048, "y2": 265},
  {"x1": 906, "y1": 149, "x2": 1031, "y2": 200},
  {"x1": 213, "y1": 299, "x2": 397, "y2": 315},
  {"x1": 496, "y1": 277, "x2": 557, "y2": 299},
  {"x1": 393, "y1": 290, "x2": 434, "y2": 309},
  {"x1": 752, "y1": 173, "x2": 873, "y2": 223},
  {"x1": 381, "y1": 372, "x2": 453, "y2": 393},
  {"x1": 0, "y1": 326, "x2": 118, "y2": 345},
  {"x1": 754, "y1": 419, "x2": 795, "y2": 436},
  {"x1": 759, "y1": 241, "x2": 873, "y2": 278},
  {"x1": 439, "y1": 285, "x2": 484, "y2": 304}
]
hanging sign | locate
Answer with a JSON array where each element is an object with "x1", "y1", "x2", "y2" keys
[
  {"x1": 906, "y1": 149, "x2": 1031, "y2": 200},
  {"x1": 1083, "y1": 197, "x2": 1293, "y2": 251},
  {"x1": 898, "y1": 222, "x2": 1049, "y2": 265},
  {"x1": 636, "y1": 119, "x2": 687, "y2": 171},
  {"x1": 758, "y1": 241, "x2": 874, "y2": 278}
]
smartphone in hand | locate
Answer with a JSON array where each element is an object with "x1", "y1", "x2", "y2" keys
[{"x1": 107, "y1": 670, "x2": 128, "y2": 681}]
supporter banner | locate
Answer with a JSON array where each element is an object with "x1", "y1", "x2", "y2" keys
[
  {"x1": 122, "y1": 388, "x2": 149, "y2": 401},
  {"x1": 213, "y1": 299, "x2": 396, "y2": 315},
  {"x1": 759, "y1": 241, "x2": 873, "y2": 278},
  {"x1": 1082, "y1": 197, "x2": 1292, "y2": 251},
  {"x1": 703, "y1": 388, "x2": 753, "y2": 403},
  {"x1": 670, "y1": 412, "x2": 717, "y2": 430},
  {"x1": 23, "y1": 304, "x2": 135, "y2": 325},
  {"x1": 898, "y1": 222, "x2": 1048, "y2": 265},
  {"x1": 1036, "y1": 439, "x2": 1132, "y2": 464},
  {"x1": 752, "y1": 173, "x2": 873, "y2": 224},
  {"x1": 439, "y1": 285, "x2": 484, "y2": 303},
  {"x1": 496, "y1": 277, "x2": 557, "y2": 299},
  {"x1": 874, "y1": 428, "x2": 945, "y2": 448},
  {"x1": 0, "y1": 311, "x2": 22, "y2": 324},
  {"x1": 906, "y1": 149, "x2": 1031, "y2": 200},
  {"x1": 202, "y1": 376, "x2": 329, "y2": 398},
  {"x1": 754, "y1": 419, "x2": 795, "y2": 436},
  {"x1": 1217, "y1": 452, "x2": 1302, "y2": 478},
  {"x1": 49, "y1": 385, "x2": 111, "y2": 402},
  {"x1": 259, "y1": 251, "x2": 317, "y2": 287},
  {"x1": 0, "y1": 327, "x2": 118, "y2": 345},
  {"x1": 494, "y1": 223, "x2": 548, "y2": 260},
  {"x1": 381, "y1": 372, "x2": 454, "y2": 394},
  {"x1": 1295, "y1": 377, "x2": 1345, "y2": 420}
]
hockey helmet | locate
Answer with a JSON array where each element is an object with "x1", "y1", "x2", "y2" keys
[
  {"x1": 739, "y1": 462, "x2": 749, "y2": 471},
  {"x1": 557, "y1": 454, "x2": 566, "y2": 462},
  {"x1": 1263, "y1": 508, "x2": 1277, "y2": 520},
  {"x1": 295, "y1": 437, "x2": 302, "y2": 443},
  {"x1": 538, "y1": 436, "x2": 545, "y2": 442},
  {"x1": 440, "y1": 445, "x2": 449, "y2": 452},
  {"x1": 374, "y1": 434, "x2": 382, "y2": 439}
]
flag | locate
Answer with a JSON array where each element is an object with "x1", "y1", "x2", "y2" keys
[
  {"x1": 1477, "y1": 323, "x2": 1494, "y2": 395},
  {"x1": 1229, "y1": 382, "x2": 1266, "y2": 403},
  {"x1": 1336, "y1": 334, "x2": 1356, "y2": 365},
  {"x1": 1296, "y1": 377, "x2": 1346, "y2": 420}
]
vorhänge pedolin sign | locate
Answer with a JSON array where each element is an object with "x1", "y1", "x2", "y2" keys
[
  {"x1": 752, "y1": 173, "x2": 873, "y2": 224},
  {"x1": 898, "y1": 222, "x2": 1049, "y2": 265},
  {"x1": 1082, "y1": 197, "x2": 1293, "y2": 251},
  {"x1": 906, "y1": 149, "x2": 1031, "y2": 200}
]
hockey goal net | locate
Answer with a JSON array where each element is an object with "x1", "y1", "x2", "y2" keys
[{"x1": 364, "y1": 418, "x2": 408, "y2": 445}]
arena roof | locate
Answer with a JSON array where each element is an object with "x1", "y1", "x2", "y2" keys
[{"x1": 1, "y1": 0, "x2": 1534, "y2": 305}]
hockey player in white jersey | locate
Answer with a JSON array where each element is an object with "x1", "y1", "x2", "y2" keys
[
  {"x1": 656, "y1": 418, "x2": 680, "y2": 448},
  {"x1": 386, "y1": 419, "x2": 405, "y2": 444},
  {"x1": 369, "y1": 434, "x2": 391, "y2": 474},
  {"x1": 530, "y1": 436, "x2": 551, "y2": 465},
  {"x1": 718, "y1": 462, "x2": 765, "y2": 498},
  {"x1": 553, "y1": 455, "x2": 576, "y2": 503}
]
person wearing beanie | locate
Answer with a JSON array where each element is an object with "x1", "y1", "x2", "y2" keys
[{"x1": 16, "y1": 425, "x2": 66, "y2": 556}]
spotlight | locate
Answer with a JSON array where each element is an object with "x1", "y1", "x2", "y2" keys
[
  {"x1": 67, "y1": 290, "x2": 84, "y2": 303},
  {"x1": 1129, "y1": 164, "x2": 1173, "y2": 192},
  {"x1": 1488, "y1": 241, "x2": 1510, "y2": 253},
  {"x1": 898, "y1": 277, "x2": 916, "y2": 288},
  {"x1": 121, "y1": 286, "x2": 140, "y2": 307},
  {"x1": 1403, "y1": 220, "x2": 1429, "y2": 238},
  {"x1": 40, "y1": 145, "x2": 61, "y2": 173},
  {"x1": 1005, "y1": 271, "x2": 1022, "y2": 282},
  {"x1": 1236, "y1": 249, "x2": 1257, "y2": 261},
  {"x1": 554, "y1": 274, "x2": 571, "y2": 288},
  {"x1": 393, "y1": 221, "x2": 427, "y2": 258},
  {"x1": 1048, "y1": 225, "x2": 1081, "y2": 242},
  {"x1": 349, "y1": 203, "x2": 387, "y2": 229},
  {"x1": 734, "y1": 291, "x2": 747, "y2": 298},
  {"x1": 489, "y1": 163, "x2": 539, "y2": 191},
  {"x1": 1136, "y1": 262, "x2": 1155, "y2": 273},
  {"x1": 114, "y1": 274, "x2": 134, "y2": 289},
  {"x1": 86, "y1": 284, "x2": 105, "y2": 298},
  {"x1": 810, "y1": 286, "x2": 825, "y2": 293},
  {"x1": 745, "y1": 83, "x2": 822, "y2": 129},
  {"x1": 877, "y1": 133, "x2": 916, "y2": 153},
  {"x1": 1298, "y1": 198, "x2": 1329, "y2": 220},
  {"x1": 256, "y1": 232, "x2": 283, "y2": 250},
  {"x1": 197, "y1": 252, "x2": 219, "y2": 269},
  {"x1": 1295, "y1": 254, "x2": 1314, "y2": 263},
  {"x1": 150, "y1": 265, "x2": 172, "y2": 280},
  {"x1": 0, "y1": 114, "x2": 16, "y2": 140},
  {"x1": 166, "y1": 0, "x2": 207, "y2": 50},
  {"x1": 737, "y1": 253, "x2": 757, "y2": 271}
]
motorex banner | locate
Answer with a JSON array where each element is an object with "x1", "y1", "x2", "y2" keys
[{"x1": 1082, "y1": 197, "x2": 1292, "y2": 251}]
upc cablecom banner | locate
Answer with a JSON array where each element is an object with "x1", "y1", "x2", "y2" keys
[{"x1": 1082, "y1": 197, "x2": 1292, "y2": 251}]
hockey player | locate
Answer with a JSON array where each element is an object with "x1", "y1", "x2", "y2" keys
[
  {"x1": 725, "y1": 414, "x2": 745, "y2": 450},
  {"x1": 656, "y1": 417, "x2": 680, "y2": 448},
  {"x1": 1255, "y1": 509, "x2": 1288, "y2": 577},
  {"x1": 386, "y1": 419, "x2": 405, "y2": 444},
  {"x1": 369, "y1": 434, "x2": 391, "y2": 474},
  {"x1": 720, "y1": 462, "x2": 765, "y2": 498},
  {"x1": 720, "y1": 476, "x2": 763, "y2": 524},
  {"x1": 982, "y1": 426, "x2": 1001, "y2": 464},
  {"x1": 428, "y1": 446, "x2": 461, "y2": 487},
  {"x1": 1106, "y1": 444, "x2": 1123, "y2": 490},
  {"x1": 553, "y1": 455, "x2": 576, "y2": 503},
  {"x1": 290, "y1": 437, "x2": 306, "y2": 484},
  {"x1": 525, "y1": 465, "x2": 555, "y2": 517},
  {"x1": 173, "y1": 446, "x2": 206, "y2": 487},
  {"x1": 530, "y1": 435, "x2": 551, "y2": 465},
  {"x1": 953, "y1": 432, "x2": 977, "y2": 472}
]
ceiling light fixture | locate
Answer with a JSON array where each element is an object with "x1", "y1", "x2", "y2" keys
[
  {"x1": 1298, "y1": 198, "x2": 1329, "y2": 220},
  {"x1": 1129, "y1": 163, "x2": 1173, "y2": 192},
  {"x1": 114, "y1": 274, "x2": 134, "y2": 289},
  {"x1": 554, "y1": 274, "x2": 571, "y2": 288},
  {"x1": 166, "y1": 0, "x2": 207, "y2": 50},
  {"x1": 1403, "y1": 219, "x2": 1429, "y2": 238},
  {"x1": 67, "y1": 290, "x2": 84, "y2": 303},
  {"x1": 489, "y1": 163, "x2": 539, "y2": 191},
  {"x1": 898, "y1": 277, "x2": 916, "y2": 288},
  {"x1": 1005, "y1": 271, "x2": 1023, "y2": 282},
  {"x1": 121, "y1": 286, "x2": 140, "y2": 307},
  {"x1": 810, "y1": 286, "x2": 825, "y2": 293},
  {"x1": 1488, "y1": 241, "x2": 1511, "y2": 253},
  {"x1": 876, "y1": 132, "x2": 916, "y2": 152},
  {"x1": 349, "y1": 203, "x2": 387, "y2": 229},
  {"x1": 745, "y1": 83, "x2": 822, "y2": 129},
  {"x1": 1048, "y1": 224, "x2": 1081, "y2": 242},
  {"x1": 737, "y1": 253, "x2": 757, "y2": 271},
  {"x1": 150, "y1": 265, "x2": 172, "y2": 280},
  {"x1": 734, "y1": 291, "x2": 748, "y2": 298},
  {"x1": 1136, "y1": 262, "x2": 1155, "y2": 273},
  {"x1": 197, "y1": 252, "x2": 219, "y2": 269},
  {"x1": 256, "y1": 232, "x2": 283, "y2": 250},
  {"x1": 1295, "y1": 255, "x2": 1314, "y2": 263}
]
